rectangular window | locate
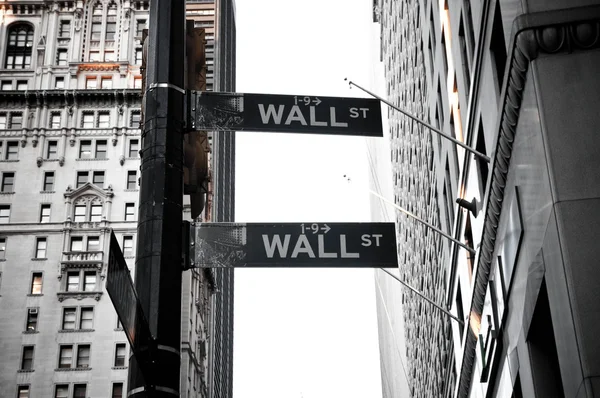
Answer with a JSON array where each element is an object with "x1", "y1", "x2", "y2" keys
[
  {"x1": 95, "y1": 139, "x2": 108, "y2": 156},
  {"x1": 114, "y1": 343, "x2": 126, "y2": 367},
  {"x1": 26, "y1": 308, "x2": 38, "y2": 331},
  {"x1": 83, "y1": 272, "x2": 96, "y2": 292},
  {"x1": 70, "y1": 237, "x2": 83, "y2": 252},
  {"x1": 112, "y1": 383, "x2": 123, "y2": 398},
  {"x1": 134, "y1": 48, "x2": 143, "y2": 65},
  {"x1": 47, "y1": 140, "x2": 58, "y2": 159},
  {"x1": 76, "y1": 171, "x2": 88, "y2": 188},
  {"x1": 73, "y1": 384, "x2": 87, "y2": 398},
  {"x1": 89, "y1": 51, "x2": 101, "y2": 62},
  {"x1": 123, "y1": 236, "x2": 134, "y2": 257},
  {"x1": 104, "y1": 51, "x2": 116, "y2": 62},
  {"x1": 134, "y1": 76, "x2": 142, "y2": 89},
  {"x1": 57, "y1": 49, "x2": 68, "y2": 66},
  {"x1": 40, "y1": 204, "x2": 51, "y2": 223},
  {"x1": 77, "y1": 344, "x2": 90, "y2": 368},
  {"x1": 0, "y1": 114, "x2": 6, "y2": 129},
  {"x1": 66, "y1": 272, "x2": 80, "y2": 291},
  {"x1": 17, "y1": 385, "x2": 29, "y2": 398},
  {"x1": 6, "y1": 141, "x2": 19, "y2": 159},
  {"x1": 82, "y1": 114, "x2": 94, "y2": 129},
  {"x1": 85, "y1": 77, "x2": 97, "y2": 89},
  {"x1": 0, "y1": 237, "x2": 6, "y2": 259},
  {"x1": 21, "y1": 346, "x2": 34, "y2": 370},
  {"x1": 16, "y1": 80, "x2": 27, "y2": 90},
  {"x1": 55, "y1": 385, "x2": 68, "y2": 398},
  {"x1": 0, "y1": 205, "x2": 10, "y2": 223},
  {"x1": 73, "y1": 205, "x2": 86, "y2": 222},
  {"x1": 92, "y1": 171, "x2": 105, "y2": 187},
  {"x1": 1, "y1": 80, "x2": 12, "y2": 90},
  {"x1": 90, "y1": 204, "x2": 102, "y2": 222},
  {"x1": 101, "y1": 77, "x2": 113, "y2": 89},
  {"x1": 43, "y1": 172, "x2": 55, "y2": 191},
  {"x1": 80, "y1": 307, "x2": 94, "y2": 329},
  {"x1": 55, "y1": 77, "x2": 65, "y2": 89},
  {"x1": 125, "y1": 203, "x2": 135, "y2": 221},
  {"x1": 91, "y1": 21, "x2": 102, "y2": 40},
  {"x1": 106, "y1": 21, "x2": 117, "y2": 40},
  {"x1": 127, "y1": 170, "x2": 137, "y2": 190},
  {"x1": 130, "y1": 111, "x2": 141, "y2": 128},
  {"x1": 87, "y1": 236, "x2": 100, "y2": 251},
  {"x1": 30, "y1": 273, "x2": 42, "y2": 295},
  {"x1": 59, "y1": 20, "x2": 71, "y2": 38},
  {"x1": 62, "y1": 307, "x2": 76, "y2": 330},
  {"x1": 136, "y1": 20, "x2": 146, "y2": 37},
  {"x1": 58, "y1": 345, "x2": 73, "y2": 368},
  {"x1": 50, "y1": 114, "x2": 61, "y2": 129},
  {"x1": 35, "y1": 238, "x2": 47, "y2": 259},
  {"x1": 1, "y1": 172, "x2": 14, "y2": 192},
  {"x1": 128, "y1": 139, "x2": 139, "y2": 157}
]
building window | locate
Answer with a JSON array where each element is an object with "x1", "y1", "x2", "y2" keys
[
  {"x1": 76, "y1": 171, "x2": 88, "y2": 188},
  {"x1": 16, "y1": 80, "x2": 27, "y2": 90},
  {"x1": 6, "y1": 141, "x2": 19, "y2": 158},
  {"x1": 5, "y1": 24, "x2": 34, "y2": 69},
  {"x1": 130, "y1": 111, "x2": 141, "y2": 128},
  {"x1": 62, "y1": 308, "x2": 76, "y2": 330},
  {"x1": 58, "y1": 345, "x2": 73, "y2": 368},
  {"x1": 104, "y1": 51, "x2": 116, "y2": 62},
  {"x1": 71, "y1": 236, "x2": 85, "y2": 251},
  {"x1": 0, "y1": 237, "x2": 6, "y2": 259},
  {"x1": 59, "y1": 20, "x2": 71, "y2": 38},
  {"x1": 79, "y1": 140, "x2": 93, "y2": 158},
  {"x1": 77, "y1": 344, "x2": 91, "y2": 368},
  {"x1": 1, "y1": 80, "x2": 12, "y2": 90},
  {"x1": 55, "y1": 384, "x2": 68, "y2": 398},
  {"x1": 95, "y1": 139, "x2": 108, "y2": 156},
  {"x1": 85, "y1": 77, "x2": 97, "y2": 89},
  {"x1": 17, "y1": 385, "x2": 29, "y2": 398},
  {"x1": 82, "y1": 114, "x2": 94, "y2": 129},
  {"x1": 0, "y1": 114, "x2": 5, "y2": 129},
  {"x1": 92, "y1": 171, "x2": 105, "y2": 187},
  {"x1": 1, "y1": 172, "x2": 15, "y2": 192},
  {"x1": 73, "y1": 205, "x2": 86, "y2": 222},
  {"x1": 0, "y1": 205, "x2": 10, "y2": 223},
  {"x1": 55, "y1": 77, "x2": 65, "y2": 89},
  {"x1": 114, "y1": 343, "x2": 126, "y2": 366},
  {"x1": 134, "y1": 48, "x2": 143, "y2": 65},
  {"x1": 87, "y1": 236, "x2": 100, "y2": 251},
  {"x1": 127, "y1": 170, "x2": 137, "y2": 189},
  {"x1": 66, "y1": 270, "x2": 98, "y2": 292},
  {"x1": 84, "y1": 272, "x2": 96, "y2": 292},
  {"x1": 9, "y1": 113, "x2": 23, "y2": 130},
  {"x1": 112, "y1": 383, "x2": 123, "y2": 398},
  {"x1": 47, "y1": 140, "x2": 58, "y2": 159},
  {"x1": 21, "y1": 346, "x2": 34, "y2": 370},
  {"x1": 40, "y1": 204, "x2": 51, "y2": 223},
  {"x1": 35, "y1": 238, "x2": 47, "y2": 258},
  {"x1": 134, "y1": 76, "x2": 142, "y2": 89},
  {"x1": 91, "y1": 21, "x2": 102, "y2": 40},
  {"x1": 90, "y1": 204, "x2": 102, "y2": 222},
  {"x1": 73, "y1": 384, "x2": 87, "y2": 398},
  {"x1": 128, "y1": 139, "x2": 139, "y2": 157},
  {"x1": 56, "y1": 49, "x2": 68, "y2": 66},
  {"x1": 80, "y1": 307, "x2": 94, "y2": 329},
  {"x1": 50, "y1": 114, "x2": 61, "y2": 129},
  {"x1": 30, "y1": 273, "x2": 42, "y2": 295},
  {"x1": 66, "y1": 272, "x2": 80, "y2": 291},
  {"x1": 106, "y1": 21, "x2": 117, "y2": 40},
  {"x1": 125, "y1": 203, "x2": 135, "y2": 221},
  {"x1": 26, "y1": 308, "x2": 38, "y2": 331},
  {"x1": 89, "y1": 51, "x2": 101, "y2": 62},
  {"x1": 136, "y1": 19, "x2": 146, "y2": 37},
  {"x1": 43, "y1": 172, "x2": 55, "y2": 191},
  {"x1": 101, "y1": 77, "x2": 113, "y2": 89},
  {"x1": 122, "y1": 236, "x2": 134, "y2": 257}
]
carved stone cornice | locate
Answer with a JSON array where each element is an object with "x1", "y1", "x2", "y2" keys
[{"x1": 458, "y1": 6, "x2": 600, "y2": 398}]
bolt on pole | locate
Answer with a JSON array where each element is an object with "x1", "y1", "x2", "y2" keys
[{"x1": 128, "y1": 0, "x2": 186, "y2": 397}]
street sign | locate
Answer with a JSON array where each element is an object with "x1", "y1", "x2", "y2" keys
[
  {"x1": 106, "y1": 231, "x2": 153, "y2": 374},
  {"x1": 190, "y1": 222, "x2": 398, "y2": 268},
  {"x1": 190, "y1": 91, "x2": 383, "y2": 137}
]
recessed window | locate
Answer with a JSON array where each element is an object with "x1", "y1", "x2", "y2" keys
[
  {"x1": 58, "y1": 345, "x2": 73, "y2": 368},
  {"x1": 125, "y1": 203, "x2": 135, "y2": 221},
  {"x1": 0, "y1": 237, "x2": 6, "y2": 259},
  {"x1": 30, "y1": 272, "x2": 43, "y2": 295},
  {"x1": 76, "y1": 171, "x2": 88, "y2": 188},
  {"x1": 50, "y1": 114, "x2": 61, "y2": 129},
  {"x1": 56, "y1": 49, "x2": 68, "y2": 66},
  {"x1": 6, "y1": 141, "x2": 19, "y2": 159},
  {"x1": 17, "y1": 385, "x2": 29, "y2": 398},
  {"x1": 87, "y1": 236, "x2": 100, "y2": 251},
  {"x1": 123, "y1": 236, "x2": 134, "y2": 257},
  {"x1": 105, "y1": 51, "x2": 116, "y2": 62},
  {"x1": 128, "y1": 139, "x2": 139, "y2": 157},
  {"x1": 136, "y1": 19, "x2": 146, "y2": 37},
  {"x1": 134, "y1": 76, "x2": 142, "y2": 89},
  {"x1": 80, "y1": 307, "x2": 94, "y2": 329},
  {"x1": 95, "y1": 139, "x2": 108, "y2": 156},
  {"x1": 66, "y1": 272, "x2": 80, "y2": 292},
  {"x1": 73, "y1": 384, "x2": 87, "y2": 398},
  {"x1": 90, "y1": 51, "x2": 101, "y2": 62},
  {"x1": 46, "y1": 140, "x2": 58, "y2": 159},
  {"x1": 5, "y1": 24, "x2": 34, "y2": 69},
  {"x1": 114, "y1": 343, "x2": 126, "y2": 366},
  {"x1": 90, "y1": 204, "x2": 102, "y2": 222},
  {"x1": 130, "y1": 111, "x2": 141, "y2": 128},
  {"x1": 85, "y1": 77, "x2": 97, "y2": 89},
  {"x1": 0, "y1": 205, "x2": 10, "y2": 223},
  {"x1": 91, "y1": 21, "x2": 102, "y2": 40},
  {"x1": 77, "y1": 344, "x2": 91, "y2": 368},
  {"x1": 106, "y1": 22, "x2": 117, "y2": 40},
  {"x1": 55, "y1": 77, "x2": 65, "y2": 89},
  {"x1": 74, "y1": 205, "x2": 86, "y2": 222},
  {"x1": 82, "y1": 114, "x2": 94, "y2": 129},
  {"x1": 40, "y1": 204, "x2": 51, "y2": 223},
  {"x1": 1, "y1": 172, "x2": 15, "y2": 192},
  {"x1": 79, "y1": 139, "x2": 92, "y2": 156},
  {"x1": 84, "y1": 272, "x2": 96, "y2": 292},
  {"x1": 43, "y1": 172, "x2": 55, "y2": 191},
  {"x1": 70, "y1": 237, "x2": 83, "y2": 252},
  {"x1": 35, "y1": 237, "x2": 47, "y2": 259},
  {"x1": 26, "y1": 308, "x2": 38, "y2": 331},
  {"x1": 21, "y1": 346, "x2": 34, "y2": 370},
  {"x1": 134, "y1": 48, "x2": 143, "y2": 65},
  {"x1": 55, "y1": 385, "x2": 68, "y2": 398},
  {"x1": 112, "y1": 383, "x2": 123, "y2": 398},
  {"x1": 59, "y1": 20, "x2": 71, "y2": 38},
  {"x1": 101, "y1": 77, "x2": 113, "y2": 89},
  {"x1": 92, "y1": 171, "x2": 105, "y2": 187},
  {"x1": 127, "y1": 170, "x2": 137, "y2": 190},
  {"x1": 1, "y1": 80, "x2": 12, "y2": 90},
  {"x1": 16, "y1": 80, "x2": 27, "y2": 90},
  {"x1": 62, "y1": 307, "x2": 76, "y2": 330}
]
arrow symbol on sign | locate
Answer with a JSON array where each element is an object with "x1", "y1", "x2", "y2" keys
[
  {"x1": 313, "y1": 97, "x2": 321, "y2": 106},
  {"x1": 321, "y1": 224, "x2": 331, "y2": 234}
]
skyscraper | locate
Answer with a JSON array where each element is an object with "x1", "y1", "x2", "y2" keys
[
  {"x1": 374, "y1": 1, "x2": 600, "y2": 397},
  {"x1": 0, "y1": 1, "x2": 235, "y2": 397}
]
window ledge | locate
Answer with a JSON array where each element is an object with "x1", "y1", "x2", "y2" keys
[
  {"x1": 76, "y1": 158, "x2": 108, "y2": 161},
  {"x1": 0, "y1": 192, "x2": 15, "y2": 195},
  {"x1": 31, "y1": 258, "x2": 48, "y2": 261},
  {"x1": 112, "y1": 366, "x2": 128, "y2": 370},
  {"x1": 57, "y1": 291, "x2": 102, "y2": 302},
  {"x1": 17, "y1": 369, "x2": 34, "y2": 373},
  {"x1": 40, "y1": 191, "x2": 55, "y2": 194},
  {"x1": 23, "y1": 330, "x2": 39, "y2": 334},
  {"x1": 59, "y1": 328, "x2": 95, "y2": 333},
  {"x1": 43, "y1": 158, "x2": 60, "y2": 162},
  {"x1": 55, "y1": 367, "x2": 92, "y2": 372},
  {"x1": 0, "y1": 159, "x2": 19, "y2": 163},
  {"x1": 27, "y1": 294, "x2": 44, "y2": 297},
  {"x1": 124, "y1": 189, "x2": 139, "y2": 192}
]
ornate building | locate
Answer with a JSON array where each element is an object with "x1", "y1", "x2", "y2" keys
[{"x1": 0, "y1": 1, "x2": 235, "y2": 398}]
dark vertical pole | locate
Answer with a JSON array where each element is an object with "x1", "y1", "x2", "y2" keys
[{"x1": 128, "y1": 0, "x2": 185, "y2": 397}]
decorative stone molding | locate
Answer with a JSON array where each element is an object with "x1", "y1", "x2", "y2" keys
[
  {"x1": 59, "y1": 156, "x2": 65, "y2": 166},
  {"x1": 458, "y1": 7, "x2": 600, "y2": 398},
  {"x1": 56, "y1": 291, "x2": 103, "y2": 302},
  {"x1": 119, "y1": 155, "x2": 126, "y2": 165}
]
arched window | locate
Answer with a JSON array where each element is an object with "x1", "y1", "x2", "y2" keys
[{"x1": 5, "y1": 24, "x2": 34, "y2": 69}]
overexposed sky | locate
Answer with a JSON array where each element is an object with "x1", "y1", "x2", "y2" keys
[{"x1": 233, "y1": 0, "x2": 385, "y2": 397}]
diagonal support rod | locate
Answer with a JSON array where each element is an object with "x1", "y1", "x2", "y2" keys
[{"x1": 345, "y1": 78, "x2": 491, "y2": 163}]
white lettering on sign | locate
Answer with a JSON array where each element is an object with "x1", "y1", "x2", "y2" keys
[
  {"x1": 261, "y1": 234, "x2": 361, "y2": 259},
  {"x1": 257, "y1": 104, "x2": 357, "y2": 128},
  {"x1": 361, "y1": 234, "x2": 383, "y2": 247}
]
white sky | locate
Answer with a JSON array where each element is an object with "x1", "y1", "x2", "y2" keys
[{"x1": 233, "y1": 0, "x2": 385, "y2": 397}]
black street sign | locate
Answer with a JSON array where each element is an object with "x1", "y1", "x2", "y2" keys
[
  {"x1": 191, "y1": 91, "x2": 383, "y2": 137},
  {"x1": 191, "y1": 222, "x2": 398, "y2": 268},
  {"x1": 106, "y1": 231, "x2": 152, "y2": 376}
]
